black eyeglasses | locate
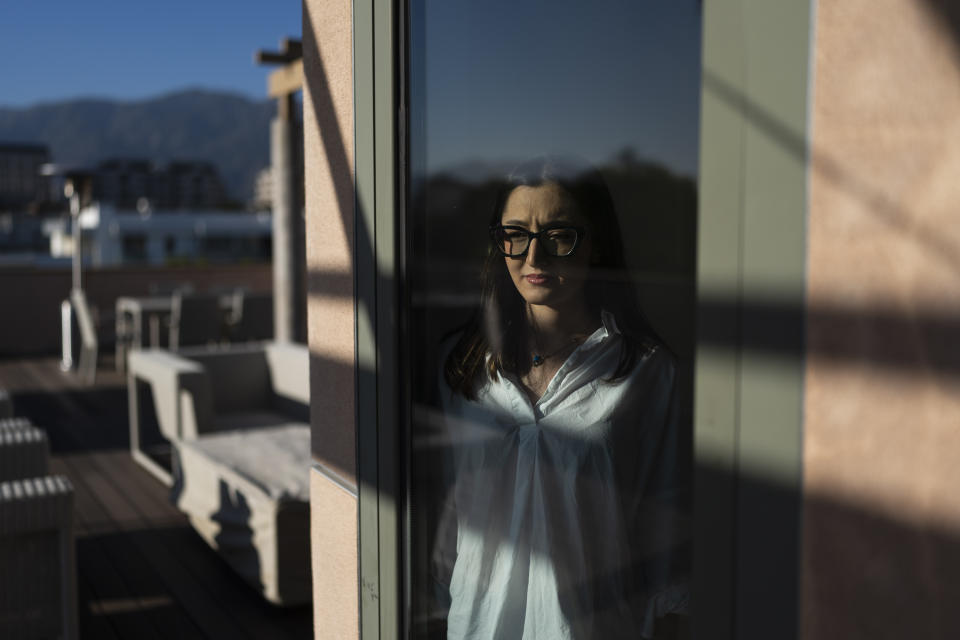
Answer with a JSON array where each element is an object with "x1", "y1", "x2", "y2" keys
[{"x1": 489, "y1": 224, "x2": 586, "y2": 258}]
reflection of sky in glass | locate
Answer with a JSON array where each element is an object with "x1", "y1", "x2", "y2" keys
[{"x1": 415, "y1": 1, "x2": 702, "y2": 179}]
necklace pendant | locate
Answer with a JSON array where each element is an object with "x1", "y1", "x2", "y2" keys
[{"x1": 532, "y1": 355, "x2": 544, "y2": 367}]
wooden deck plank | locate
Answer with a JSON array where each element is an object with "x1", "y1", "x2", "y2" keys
[
  {"x1": 54, "y1": 454, "x2": 165, "y2": 640},
  {"x1": 90, "y1": 450, "x2": 184, "y2": 526},
  {"x1": 88, "y1": 449, "x2": 311, "y2": 640},
  {"x1": 51, "y1": 459, "x2": 182, "y2": 638},
  {"x1": 64, "y1": 454, "x2": 207, "y2": 640},
  {"x1": 60, "y1": 451, "x2": 199, "y2": 640},
  {"x1": 66, "y1": 451, "x2": 251, "y2": 640},
  {"x1": 62, "y1": 469, "x2": 125, "y2": 640},
  {"x1": 154, "y1": 524, "x2": 313, "y2": 640},
  {"x1": 2, "y1": 358, "x2": 129, "y2": 454},
  {"x1": 76, "y1": 537, "x2": 164, "y2": 640},
  {"x1": 76, "y1": 571, "x2": 124, "y2": 640}
]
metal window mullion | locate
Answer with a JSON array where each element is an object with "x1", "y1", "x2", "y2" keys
[
  {"x1": 694, "y1": 2, "x2": 747, "y2": 638},
  {"x1": 696, "y1": 1, "x2": 811, "y2": 639},
  {"x1": 356, "y1": 0, "x2": 401, "y2": 639},
  {"x1": 355, "y1": 0, "x2": 381, "y2": 638},
  {"x1": 373, "y1": 0, "x2": 400, "y2": 638},
  {"x1": 733, "y1": 2, "x2": 810, "y2": 639}
]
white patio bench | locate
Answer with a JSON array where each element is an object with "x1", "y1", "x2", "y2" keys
[{"x1": 127, "y1": 342, "x2": 311, "y2": 606}]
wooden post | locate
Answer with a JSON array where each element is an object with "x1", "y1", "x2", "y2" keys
[{"x1": 257, "y1": 39, "x2": 305, "y2": 343}]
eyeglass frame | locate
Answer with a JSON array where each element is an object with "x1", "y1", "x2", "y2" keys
[{"x1": 489, "y1": 224, "x2": 587, "y2": 258}]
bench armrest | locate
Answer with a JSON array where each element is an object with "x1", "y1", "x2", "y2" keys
[
  {"x1": 128, "y1": 349, "x2": 213, "y2": 441},
  {"x1": 265, "y1": 342, "x2": 310, "y2": 404}
]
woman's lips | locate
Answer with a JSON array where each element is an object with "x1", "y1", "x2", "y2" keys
[{"x1": 524, "y1": 274, "x2": 551, "y2": 285}]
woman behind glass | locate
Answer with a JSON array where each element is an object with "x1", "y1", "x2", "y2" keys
[{"x1": 438, "y1": 157, "x2": 689, "y2": 639}]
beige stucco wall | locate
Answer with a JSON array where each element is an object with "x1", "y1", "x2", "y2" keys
[
  {"x1": 803, "y1": 2, "x2": 960, "y2": 638},
  {"x1": 303, "y1": 0, "x2": 358, "y2": 637}
]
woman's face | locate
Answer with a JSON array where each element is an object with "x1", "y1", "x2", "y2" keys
[{"x1": 499, "y1": 182, "x2": 594, "y2": 311}]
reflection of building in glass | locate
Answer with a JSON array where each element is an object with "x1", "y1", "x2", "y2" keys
[
  {"x1": 45, "y1": 203, "x2": 271, "y2": 266},
  {"x1": 0, "y1": 143, "x2": 52, "y2": 211}
]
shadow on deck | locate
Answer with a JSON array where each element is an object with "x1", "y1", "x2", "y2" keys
[{"x1": 0, "y1": 356, "x2": 313, "y2": 640}]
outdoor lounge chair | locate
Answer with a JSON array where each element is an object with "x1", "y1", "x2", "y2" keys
[
  {"x1": 168, "y1": 291, "x2": 225, "y2": 350},
  {"x1": 0, "y1": 419, "x2": 77, "y2": 640},
  {"x1": 226, "y1": 290, "x2": 274, "y2": 343},
  {"x1": 0, "y1": 420, "x2": 49, "y2": 482},
  {"x1": 127, "y1": 342, "x2": 311, "y2": 606}
]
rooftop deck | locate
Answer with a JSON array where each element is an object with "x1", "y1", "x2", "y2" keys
[{"x1": 0, "y1": 356, "x2": 313, "y2": 639}]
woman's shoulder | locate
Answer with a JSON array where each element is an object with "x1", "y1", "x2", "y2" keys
[
  {"x1": 644, "y1": 340, "x2": 675, "y2": 366},
  {"x1": 631, "y1": 339, "x2": 678, "y2": 387}
]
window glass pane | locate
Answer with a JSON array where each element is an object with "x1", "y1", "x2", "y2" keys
[{"x1": 406, "y1": 3, "x2": 700, "y2": 638}]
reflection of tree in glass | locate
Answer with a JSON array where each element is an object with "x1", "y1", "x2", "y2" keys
[
  {"x1": 604, "y1": 148, "x2": 697, "y2": 278},
  {"x1": 412, "y1": 148, "x2": 697, "y2": 358},
  {"x1": 414, "y1": 148, "x2": 696, "y2": 287}
]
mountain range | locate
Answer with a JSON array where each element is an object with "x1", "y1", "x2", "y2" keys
[{"x1": 0, "y1": 89, "x2": 275, "y2": 201}]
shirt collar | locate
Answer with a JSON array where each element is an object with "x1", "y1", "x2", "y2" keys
[
  {"x1": 574, "y1": 309, "x2": 619, "y2": 357},
  {"x1": 600, "y1": 309, "x2": 620, "y2": 337}
]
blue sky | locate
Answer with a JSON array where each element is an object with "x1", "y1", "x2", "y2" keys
[
  {"x1": 415, "y1": 0, "x2": 701, "y2": 177},
  {"x1": 1, "y1": 0, "x2": 700, "y2": 177},
  {"x1": 0, "y1": 0, "x2": 301, "y2": 107}
]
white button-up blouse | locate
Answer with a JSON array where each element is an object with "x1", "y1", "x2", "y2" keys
[{"x1": 440, "y1": 312, "x2": 688, "y2": 640}]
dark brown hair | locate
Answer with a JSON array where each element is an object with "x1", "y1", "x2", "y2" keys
[{"x1": 444, "y1": 156, "x2": 659, "y2": 399}]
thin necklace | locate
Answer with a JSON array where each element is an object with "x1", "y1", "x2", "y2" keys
[{"x1": 531, "y1": 335, "x2": 584, "y2": 367}]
